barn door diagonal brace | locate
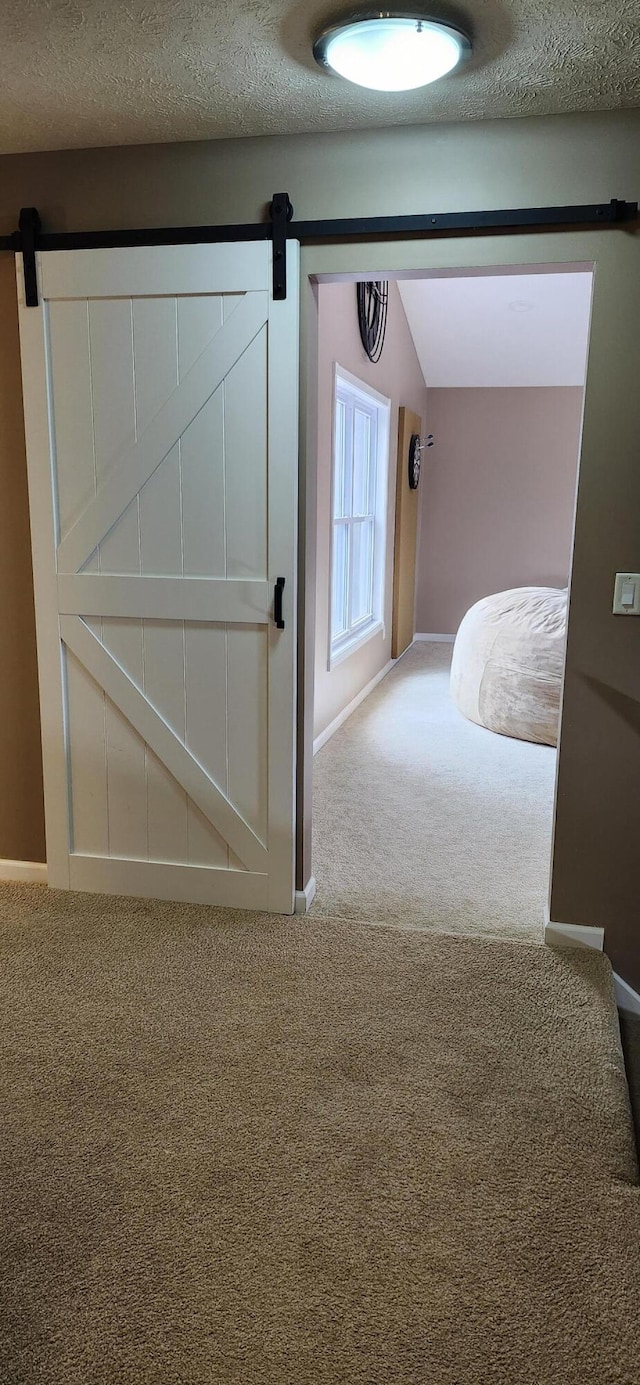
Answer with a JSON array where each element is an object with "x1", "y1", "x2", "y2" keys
[{"x1": 18, "y1": 207, "x2": 41, "y2": 307}]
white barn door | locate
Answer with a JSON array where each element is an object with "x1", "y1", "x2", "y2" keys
[{"x1": 17, "y1": 241, "x2": 299, "y2": 913}]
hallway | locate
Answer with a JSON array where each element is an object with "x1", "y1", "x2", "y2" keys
[{"x1": 312, "y1": 642, "x2": 556, "y2": 942}]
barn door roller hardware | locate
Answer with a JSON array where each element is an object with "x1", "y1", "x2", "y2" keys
[
  {"x1": 17, "y1": 208, "x2": 41, "y2": 308},
  {"x1": 270, "y1": 193, "x2": 294, "y2": 300},
  {"x1": 2, "y1": 194, "x2": 637, "y2": 308}
]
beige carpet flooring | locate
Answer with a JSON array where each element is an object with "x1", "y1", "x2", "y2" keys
[
  {"x1": 312, "y1": 642, "x2": 556, "y2": 942},
  {"x1": 1, "y1": 882, "x2": 639, "y2": 1384}
]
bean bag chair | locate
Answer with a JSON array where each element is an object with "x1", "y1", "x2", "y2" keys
[{"x1": 450, "y1": 586, "x2": 567, "y2": 746}]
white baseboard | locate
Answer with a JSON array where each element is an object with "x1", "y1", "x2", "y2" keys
[
  {"x1": 614, "y1": 972, "x2": 640, "y2": 1016},
  {"x1": 295, "y1": 876, "x2": 317, "y2": 914},
  {"x1": 313, "y1": 659, "x2": 395, "y2": 755},
  {"x1": 544, "y1": 920, "x2": 605, "y2": 951},
  {"x1": 0, "y1": 859, "x2": 47, "y2": 884},
  {"x1": 414, "y1": 633, "x2": 455, "y2": 643}
]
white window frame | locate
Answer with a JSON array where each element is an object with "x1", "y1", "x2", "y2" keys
[{"x1": 328, "y1": 364, "x2": 391, "y2": 669}]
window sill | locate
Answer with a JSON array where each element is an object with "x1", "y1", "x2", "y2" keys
[{"x1": 329, "y1": 619, "x2": 384, "y2": 670}]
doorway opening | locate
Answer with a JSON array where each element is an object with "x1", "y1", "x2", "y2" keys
[{"x1": 307, "y1": 262, "x2": 594, "y2": 941}]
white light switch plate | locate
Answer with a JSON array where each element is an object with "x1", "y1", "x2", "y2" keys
[{"x1": 613, "y1": 572, "x2": 640, "y2": 615}]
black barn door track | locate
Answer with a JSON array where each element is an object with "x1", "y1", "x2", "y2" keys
[{"x1": 1, "y1": 194, "x2": 636, "y2": 307}]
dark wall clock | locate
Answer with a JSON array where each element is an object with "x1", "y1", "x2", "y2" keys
[{"x1": 356, "y1": 281, "x2": 388, "y2": 363}]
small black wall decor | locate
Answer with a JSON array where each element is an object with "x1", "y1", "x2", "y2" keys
[
  {"x1": 356, "y1": 281, "x2": 388, "y2": 363},
  {"x1": 408, "y1": 432, "x2": 434, "y2": 489},
  {"x1": 408, "y1": 433, "x2": 422, "y2": 489}
]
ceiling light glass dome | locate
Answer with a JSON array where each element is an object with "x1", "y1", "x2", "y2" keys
[{"x1": 313, "y1": 14, "x2": 471, "y2": 92}]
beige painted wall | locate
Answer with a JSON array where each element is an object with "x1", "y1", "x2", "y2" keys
[
  {"x1": 0, "y1": 109, "x2": 638, "y2": 986},
  {"x1": 416, "y1": 387, "x2": 584, "y2": 635},
  {"x1": 314, "y1": 282, "x2": 426, "y2": 740},
  {"x1": 0, "y1": 110, "x2": 636, "y2": 235}
]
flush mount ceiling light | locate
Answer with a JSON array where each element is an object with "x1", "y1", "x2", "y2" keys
[{"x1": 313, "y1": 12, "x2": 472, "y2": 92}]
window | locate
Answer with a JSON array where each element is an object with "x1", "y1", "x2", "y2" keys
[{"x1": 329, "y1": 366, "x2": 391, "y2": 667}]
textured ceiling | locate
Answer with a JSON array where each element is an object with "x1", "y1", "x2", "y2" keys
[{"x1": 1, "y1": 0, "x2": 640, "y2": 154}]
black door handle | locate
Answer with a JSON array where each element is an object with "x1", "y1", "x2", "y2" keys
[{"x1": 274, "y1": 576, "x2": 285, "y2": 630}]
